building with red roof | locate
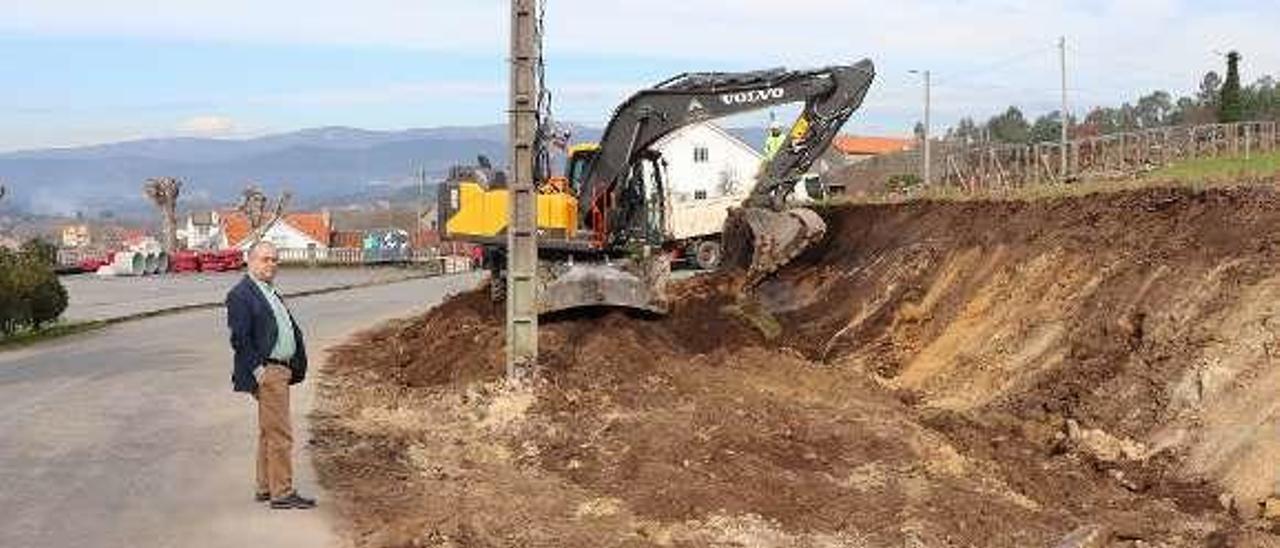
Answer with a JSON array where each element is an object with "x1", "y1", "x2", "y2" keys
[
  {"x1": 832, "y1": 135, "x2": 915, "y2": 163},
  {"x1": 209, "y1": 210, "x2": 332, "y2": 251}
]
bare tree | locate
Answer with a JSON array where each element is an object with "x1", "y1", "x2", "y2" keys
[
  {"x1": 238, "y1": 185, "x2": 269, "y2": 229},
  {"x1": 143, "y1": 177, "x2": 182, "y2": 252},
  {"x1": 238, "y1": 184, "x2": 292, "y2": 245},
  {"x1": 0, "y1": 184, "x2": 6, "y2": 202},
  {"x1": 266, "y1": 191, "x2": 292, "y2": 232}
]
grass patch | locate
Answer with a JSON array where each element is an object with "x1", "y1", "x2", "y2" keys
[
  {"x1": 1145, "y1": 150, "x2": 1280, "y2": 183},
  {"x1": 835, "y1": 150, "x2": 1280, "y2": 205},
  {"x1": 0, "y1": 320, "x2": 106, "y2": 350}
]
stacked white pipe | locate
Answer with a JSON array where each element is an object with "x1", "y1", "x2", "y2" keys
[
  {"x1": 94, "y1": 238, "x2": 171, "y2": 276},
  {"x1": 154, "y1": 251, "x2": 170, "y2": 274},
  {"x1": 96, "y1": 251, "x2": 145, "y2": 276},
  {"x1": 134, "y1": 239, "x2": 167, "y2": 275}
]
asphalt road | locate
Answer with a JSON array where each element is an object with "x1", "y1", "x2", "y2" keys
[
  {"x1": 0, "y1": 272, "x2": 482, "y2": 548},
  {"x1": 60, "y1": 267, "x2": 434, "y2": 323}
]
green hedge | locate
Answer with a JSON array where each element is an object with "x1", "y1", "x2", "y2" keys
[{"x1": 0, "y1": 239, "x2": 68, "y2": 336}]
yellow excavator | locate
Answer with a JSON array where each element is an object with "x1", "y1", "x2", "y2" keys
[{"x1": 439, "y1": 60, "x2": 875, "y2": 315}]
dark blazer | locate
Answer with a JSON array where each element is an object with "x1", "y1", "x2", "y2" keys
[{"x1": 225, "y1": 275, "x2": 308, "y2": 393}]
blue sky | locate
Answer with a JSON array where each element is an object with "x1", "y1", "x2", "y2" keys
[{"x1": 2, "y1": 0, "x2": 1277, "y2": 151}]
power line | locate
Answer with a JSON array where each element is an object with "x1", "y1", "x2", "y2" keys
[
  {"x1": 931, "y1": 45, "x2": 1056, "y2": 88},
  {"x1": 1066, "y1": 45, "x2": 1209, "y2": 85},
  {"x1": 884, "y1": 38, "x2": 1279, "y2": 134}
]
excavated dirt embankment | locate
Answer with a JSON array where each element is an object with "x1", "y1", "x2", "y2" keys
[{"x1": 313, "y1": 186, "x2": 1280, "y2": 547}]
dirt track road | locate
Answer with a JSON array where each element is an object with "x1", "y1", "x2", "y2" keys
[{"x1": 0, "y1": 272, "x2": 480, "y2": 548}]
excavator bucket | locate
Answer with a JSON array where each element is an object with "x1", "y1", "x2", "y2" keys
[
  {"x1": 722, "y1": 206, "x2": 827, "y2": 286},
  {"x1": 540, "y1": 259, "x2": 670, "y2": 316}
]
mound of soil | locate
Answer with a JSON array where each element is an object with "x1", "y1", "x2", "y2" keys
[
  {"x1": 314, "y1": 186, "x2": 1280, "y2": 547},
  {"x1": 769, "y1": 187, "x2": 1280, "y2": 511}
]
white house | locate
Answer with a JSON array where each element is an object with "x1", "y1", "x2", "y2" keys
[
  {"x1": 219, "y1": 211, "x2": 332, "y2": 251},
  {"x1": 178, "y1": 211, "x2": 223, "y2": 250},
  {"x1": 638, "y1": 123, "x2": 766, "y2": 266},
  {"x1": 650, "y1": 123, "x2": 762, "y2": 204},
  {"x1": 61, "y1": 224, "x2": 91, "y2": 248}
]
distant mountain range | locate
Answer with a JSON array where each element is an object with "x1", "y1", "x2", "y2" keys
[{"x1": 0, "y1": 124, "x2": 769, "y2": 218}]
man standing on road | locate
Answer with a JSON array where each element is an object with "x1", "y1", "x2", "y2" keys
[{"x1": 225, "y1": 241, "x2": 317, "y2": 510}]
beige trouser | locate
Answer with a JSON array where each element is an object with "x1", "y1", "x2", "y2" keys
[{"x1": 255, "y1": 364, "x2": 293, "y2": 498}]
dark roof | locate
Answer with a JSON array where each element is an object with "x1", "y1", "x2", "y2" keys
[{"x1": 190, "y1": 211, "x2": 215, "y2": 226}]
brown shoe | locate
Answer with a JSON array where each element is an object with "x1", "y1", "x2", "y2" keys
[
  {"x1": 254, "y1": 491, "x2": 271, "y2": 503},
  {"x1": 269, "y1": 492, "x2": 317, "y2": 510}
]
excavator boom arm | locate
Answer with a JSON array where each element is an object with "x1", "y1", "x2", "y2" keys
[{"x1": 580, "y1": 59, "x2": 876, "y2": 213}]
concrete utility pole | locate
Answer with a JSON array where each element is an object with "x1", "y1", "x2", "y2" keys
[
  {"x1": 911, "y1": 69, "x2": 932, "y2": 186},
  {"x1": 506, "y1": 0, "x2": 539, "y2": 379},
  {"x1": 1059, "y1": 36, "x2": 1069, "y2": 179}
]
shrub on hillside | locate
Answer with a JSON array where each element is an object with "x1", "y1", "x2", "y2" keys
[
  {"x1": 0, "y1": 241, "x2": 69, "y2": 336},
  {"x1": 20, "y1": 238, "x2": 58, "y2": 268},
  {"x1": 20, "y1": 259, "x2": 67, "y2": 330},
  {"x1": 0, "y1": 249, "x2": 27, "y2": 336}
]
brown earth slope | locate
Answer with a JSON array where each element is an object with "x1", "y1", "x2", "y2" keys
[{"x1": 313, "y1": 186, "x2": 1280, "y2": 547}]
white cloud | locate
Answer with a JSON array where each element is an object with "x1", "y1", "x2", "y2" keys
[
  {"x1": 6, "y1": 1, "x2": 1280, "y2": 136},
  {"x1": 9, "y1": 1, "x2": 1272, "y2": 67},
  {"x1": 249, "y1": 82, "x2": 504, "y2": 107},
  {"x1": 9, "y1": 2, "x2": 1277, "y2": 80},
  {"x1": 179, "y1": 115, "x2": 236, "y2": 134},
  {"x1": 5, "y1": 1, "x2": 503, "y2": 51},
  {"x1": 231, "y1": 80, "x2": 641, "y2": 112}
]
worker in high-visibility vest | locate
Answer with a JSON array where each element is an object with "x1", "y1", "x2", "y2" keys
[{"x1": 763, "y1": 123, "x2": 785, "y2": 161}]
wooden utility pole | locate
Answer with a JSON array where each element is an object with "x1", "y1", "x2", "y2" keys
[
  {"x1": 1059, "y1": 36, "x2": 1069, "y2": 180},
  {"x1": 506, "y1": 0, "x2": 539, "y2": 379}
]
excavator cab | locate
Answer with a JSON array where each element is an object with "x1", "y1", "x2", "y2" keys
[
  {"x1": 564, "y1": 144, "x2": 597, "y2": 194},
  {"x1": 565, "y1": 143, "x2": 668, "y2": 249},
  {"x1": 439, "y1": 144, "x2": 672, "y2": 316}
]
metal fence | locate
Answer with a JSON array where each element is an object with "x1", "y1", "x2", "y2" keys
[
  {"x1": 275, "y1": 247, "x2": 475, "y2": 274},
  {"x1": 57, "y1": 246, "x2": 476, "y2": 273},
  {"x1": 274, "y1": 247, "x2": 428, "y2": 265},
  {"x1": 835, "y1": 120, "x2": 1280, "y2": 193}
]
